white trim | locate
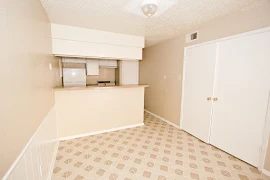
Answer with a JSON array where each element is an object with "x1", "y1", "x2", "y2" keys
[
  {"x1": 184, "y1": 26, "x2": 270, "y2": 49},
  {"x1": 2, "y1": 106, "x2": 56, "y2": 180},
  {"x1": 144, "y1": 109, "x2": 181, "y2": 130},
  {"x1": 58, "y1": 123, "x2": 145, "y2": 141},
  {"x1": 259, "y1": 92, "x2": 270, "y2": 171},
  {"x1": 47, "y1": 141, "x2": 59, "y2": 180},
  {"x1": 179, "y1": 48, "x2": 187, "y2": 129},
  {"x1": 207, "y1": 43, "x2": 219, "y2": 144},
  {"x1": 262, "y1": 169, "x2": 270, "y2": 177}
]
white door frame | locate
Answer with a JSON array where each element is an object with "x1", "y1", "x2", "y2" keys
[
  {"x1": 260, "y1": 92, "x2": 270, "y2": 171},
  {"x1": 180, "y1": 26, "x2": 270, "y2": 171}
]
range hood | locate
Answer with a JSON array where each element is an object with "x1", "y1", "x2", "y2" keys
[
  {"x1": 62, "y1": 58, "x2": 118, "y2": 68},
  {"x1": 99, "y1": 60, "x2": 117, "y2": 68}
]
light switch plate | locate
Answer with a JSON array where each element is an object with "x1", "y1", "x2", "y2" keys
[
  {"x1": 178, "y1": 74, "x2": 182, "y2": 81},
  {"x1": 49, "y1": 63, "x2": 52, "y2": 70},
  {"x1": 163, "y1": 75, "x2": 167, "y2": 80}
]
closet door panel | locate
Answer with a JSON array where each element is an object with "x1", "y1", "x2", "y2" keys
[
  {"x1": 182, "y1": 43, "x2": 217, "y2": 143},
  {"x1": 210, "y1": 31, "x2": 270, "y2": 167}
]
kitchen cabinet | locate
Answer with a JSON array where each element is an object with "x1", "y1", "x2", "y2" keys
[
  {"x1": 119, "y1": 61, "x2": 139, "y2": 85},
  {"x1": 86, "y1": 60, "x2": 99, "y2": 75}
]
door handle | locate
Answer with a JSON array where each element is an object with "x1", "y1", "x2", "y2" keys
[
  {"x1": 213, "y1": 98, "x2": 218, "y2": 101},
  {"x1": 207, "y1": 97, "x2": 212, "y2": 101}
]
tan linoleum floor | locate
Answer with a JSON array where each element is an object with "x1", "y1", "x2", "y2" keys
[{"x1": 52, "y1": 112, "x2": 270, "y2": 180}]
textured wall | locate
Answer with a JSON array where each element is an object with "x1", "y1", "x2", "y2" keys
[
  {"x1": 140, "y1": 1, "x2": 270, "y2": 171},
  {"x1": 0, "y1": 0, "x2": 59, "y2": 177}
]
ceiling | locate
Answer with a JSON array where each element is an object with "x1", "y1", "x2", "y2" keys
[{"x1": 40, "y1": 0, "x2": 268, "y2": 47}]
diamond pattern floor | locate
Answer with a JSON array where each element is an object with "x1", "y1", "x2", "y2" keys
[{"x1": 52, "y1": 112, "x2": 270, "y2": 180}]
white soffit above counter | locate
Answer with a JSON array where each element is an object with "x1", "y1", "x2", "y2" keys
[
  {"x1": 51, "y1": 24, "x2": 144, "y2": 48},
  {"x1": 51, "y1": 24, "x2": 144, "y2": 60}
]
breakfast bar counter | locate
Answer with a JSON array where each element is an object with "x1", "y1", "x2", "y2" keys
[
  {"x1": 54, "y1": 85, "x2": 148, "y2": 139},
  {"x1": 54, "y1": 84, "x2": 149, "y2": 91}
]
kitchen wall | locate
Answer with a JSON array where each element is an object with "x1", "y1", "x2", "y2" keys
[
  {"x1": 86, "y1": 68, "x2": 116, "y2": 85},
  {"x1": 62, "y1": 62, "x2": 116, "y2": 85},
  {"x1": 0, "y1": 0, "x2": 60, "y2": 178},
  {"x1": 62, "y1": 62, "x2": 85, "y2": 69},
  {"x1": 140, "y1": 1, "x2": 270, "y2": 171}
]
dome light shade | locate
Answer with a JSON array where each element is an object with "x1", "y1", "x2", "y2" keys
[{"x1": 141, "y1": 0, "x2": 159, "y2": 18}]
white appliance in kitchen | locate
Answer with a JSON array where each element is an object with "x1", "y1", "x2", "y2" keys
[{"x1": 63, "y1": 68, "x2": 86, "y2": 87}]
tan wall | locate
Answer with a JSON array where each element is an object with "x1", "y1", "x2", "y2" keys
[
  {"x1": 55, "y1": 88, "x2": 145, "y2": 138},
  {"x1": 140, "y1": 1, "x2": 270, "y2": 170},
  {"x1": 0, "y1": 0, "x2": 59, "y2": 177},
  {"x1": 140, "y1": 37, "x2": 184, "y2": 125}
]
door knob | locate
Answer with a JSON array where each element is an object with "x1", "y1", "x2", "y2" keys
[
  {"x1": 207, "y1": 97, "x2": 212, "y2": 101},
  {"x1": 213, "y1": 98, "x2": 218, "y2": 101}
]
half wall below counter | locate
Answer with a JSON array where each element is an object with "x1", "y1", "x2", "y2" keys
[{"x1": 54, "y1": 85, "x2": 148, "y2": 139}]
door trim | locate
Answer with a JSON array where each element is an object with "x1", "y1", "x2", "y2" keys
[
  {"x1": 207, "y1": 43, "x2": 219, "y2": 143},
  {"x1": 179, "y1": 49, "x2": 187, "y2": 130},
  {"x1": 180, "y1": 26, "x2": 270, "y2": 170},
  {"x1": 259, "y1": 91, "x2": 270, "y2": 171}
]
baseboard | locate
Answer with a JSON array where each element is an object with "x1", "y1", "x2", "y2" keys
[
  {"x1": 262, "y1": 169, "x2": 270, "y2": 177},
  {"x1": 144, "y1": 109, "x2": 181, "y2": 130},
  {"x1": 47, "y1": 140, "x2": 59, "y2": 180},
  {"x1": 58, "y1": 123, "x2": 145, "y2": 141}
]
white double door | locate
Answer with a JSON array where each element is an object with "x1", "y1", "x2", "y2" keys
[{"x1": 181, "y1": 30, "x2": 270, "y2": 167}]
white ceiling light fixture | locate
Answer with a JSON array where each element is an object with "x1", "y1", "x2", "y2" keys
[{"x1": 141, "y1": 0, "x2": 159, "y2": 18}]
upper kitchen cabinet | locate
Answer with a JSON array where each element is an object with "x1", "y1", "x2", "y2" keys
[
  {"x1": 119, "y1": 61, "x2": 139, "y2": 85},
  {"x1": 86, "y1": 60, "x2": 99, "y2": 76},
  {"x1": 51, "y1": 24, "x2": 145, "y2": 60}
]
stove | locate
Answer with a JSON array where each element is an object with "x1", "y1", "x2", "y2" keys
[{"x1": 97, "y1": 81, "x2": 116, "y2": 87}]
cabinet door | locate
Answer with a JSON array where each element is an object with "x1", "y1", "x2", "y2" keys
[
  {"x1": 119, "y1": 61, "x2": 139, "y2": 85},
  {"x1": 181, "y1": 43, "x2": 217, "y2": 143},
  {"x1": 86, "y1": 60, "x2": 99, "y2": 75},
  {"x1": 210, "y1": 31, "x2": 270, "y2": 167}
]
